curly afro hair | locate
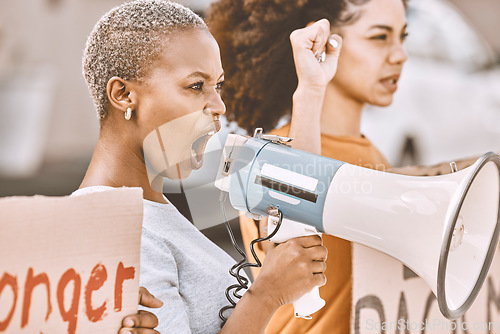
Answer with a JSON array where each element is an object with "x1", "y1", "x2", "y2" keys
[{"x1": 207, "y1": 0, "x2": 406, "y2": 133}]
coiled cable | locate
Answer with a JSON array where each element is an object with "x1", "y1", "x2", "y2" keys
[{"x1": 218, "y1": 191, "x2": 283, "y2": 326}]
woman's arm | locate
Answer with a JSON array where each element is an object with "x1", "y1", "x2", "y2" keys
[
  {"x1": 390, "y1": 156, "x2": 480, "y2": 176},
  {"x1": 288, "y1": 19, "x2": 342, "y2": 155},
  {"x1": 248, "y1": 20, "x2": 343, "y2": 262},
  {"x1": 118, "y1": 235, "x2": 327, "y2": 334}
]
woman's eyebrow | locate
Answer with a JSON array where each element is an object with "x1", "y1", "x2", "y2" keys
[
  {"x1": 369, "y1": 25, "x2": 393, "y2": 32},
  {"x1": 187, "y1": 71, "x2": 211, "y2": 80},
  {"x1": 369, "y1": 23, "x2": 407, "y2": 32},
  {"x1": 186, "y1": 71, "x2": 225, "y2": 80}
]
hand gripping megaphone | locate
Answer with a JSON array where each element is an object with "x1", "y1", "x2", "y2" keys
[{"x1": 214, "y1": 129, "x2": 500, "y2": 320}]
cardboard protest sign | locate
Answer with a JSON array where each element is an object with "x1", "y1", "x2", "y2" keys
[
  {"x1": 0, "y1": 187, "x2": 143, "y2": 333},
  {"x1": 352, "y1": 244, "x2": 500, "y2": 333}
]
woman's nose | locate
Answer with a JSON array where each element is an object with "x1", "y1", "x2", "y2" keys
[
  {"x1": 389, "y1": 42, "x2": 408, "y2": 65},
  {"x1": 206, "y1": 92, "x2": 226, "y2": 117}
]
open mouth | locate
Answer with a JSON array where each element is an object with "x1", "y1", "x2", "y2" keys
[
  {"x1": 191, "y1": 121, "x2": 220, "y2": 169},
  {"x1": 380, "y1": 76, "x2": 399, "y2": 93},
  {"x1": 190, "y1": 129, "x2": 217, "y2": 169}
]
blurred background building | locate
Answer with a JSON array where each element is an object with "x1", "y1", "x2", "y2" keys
[{"x1": 0, "y1": 0, "x2": 499, "y2": 248}]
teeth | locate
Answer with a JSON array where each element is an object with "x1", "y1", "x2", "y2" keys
[{"x1": 191, "y1": 147, "x2": 202, "y2": 164}]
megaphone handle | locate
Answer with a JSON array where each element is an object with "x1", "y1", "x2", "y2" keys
[
  {"x1": 266, "y1": 216, "x2": 326, "y2": 318},
  {"x1": 292, "y1": 286, "x2": 326, "y2": 319}
]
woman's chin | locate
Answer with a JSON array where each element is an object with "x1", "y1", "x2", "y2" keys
[{"x1": 372, "y1": 95, "x2": 394, "y2": 107}]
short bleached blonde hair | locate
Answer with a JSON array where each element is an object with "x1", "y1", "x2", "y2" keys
[{"x1": 82, "y1": 0, "x2": 207, "y2": 120}]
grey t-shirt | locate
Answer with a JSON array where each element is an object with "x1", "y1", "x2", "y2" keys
[{"x1": 72, "y1": 186, "x2": 243, "y2": 333}]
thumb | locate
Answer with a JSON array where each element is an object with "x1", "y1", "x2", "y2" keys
[
  {"x1": 325, "y1": 34, "x2": 342, "y2": 57},
  {"x1": 324, "y1": 34, "x2": 342, "y2": 67},
  {"x1": 138, "y1": 287, "x2": 163, "y2": 308}
]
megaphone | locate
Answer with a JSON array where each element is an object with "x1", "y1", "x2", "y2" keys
[{"x1": 214, "y1": 129, "x2": 500, "y2": 320}]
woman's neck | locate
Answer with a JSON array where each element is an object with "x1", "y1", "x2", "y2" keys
[
  {"x1": 320, "y1": 82, "x2": 364, "y2": 138},
  {"x1": 80, "y1": 129, "x2": 167, "y2": 204}
]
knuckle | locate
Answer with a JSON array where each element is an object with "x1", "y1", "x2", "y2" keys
[
  {"x1": 290, "y1": 248, "x2": 302, "y2": 260},
  {"x1": 321, "y1": 246, "x2": 328, "y2": 259},
  {"x1": 319, "y1": 18, "x2": 330, "y2": 28},
  {"x1": 312, "y1": 261, "x2": 326, "y2": 273},
  {"x1": 313, "y1": 235, "x2": 322, "y2": 244},
  {"x1": 151, "y1": 316, "x2": 159, "y2": 328},
  {"x1": 122, "y1": 314, "x2": 138, "y2": 328},
  {"x1": 138, "y1": 310, "x2": 158, "y2": 327},
  {"x1": 297, "y1": 261, "x2": 309, "y2": 272},
  {"x1": 315, "y1": 273, "x2": 327, "y2": 286},
  {"x1": 289, "y1": 242, "x2": 302, "y2": 253},
  {"x1": 289, "y1": 30, "x2": 300, "y2": 41}
]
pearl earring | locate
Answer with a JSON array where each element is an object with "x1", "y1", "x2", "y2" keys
[{"x1": 125, "y1": 107, "x2": 132, "y2": 120}]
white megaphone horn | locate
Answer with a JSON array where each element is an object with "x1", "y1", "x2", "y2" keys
[{"x1": 214, "y1": 129, "x2": 500, "y2": 320}]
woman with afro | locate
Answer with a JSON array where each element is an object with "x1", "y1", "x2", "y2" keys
[{"x1": 208, "y1": 0, "x2": 409, "y2": 332}]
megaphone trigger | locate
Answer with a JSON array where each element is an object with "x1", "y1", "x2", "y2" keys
[{"x1": 268, "y1": 217, "x2": 321, "y2": 244}]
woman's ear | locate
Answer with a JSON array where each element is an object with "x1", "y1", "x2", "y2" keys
[{"x1": 106, "y1": 76, "x2": 135, "y2": 112}]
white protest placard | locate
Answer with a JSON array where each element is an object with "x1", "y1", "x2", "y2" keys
[
  {"x1": 0, "y1": 187, "x2": 143, "y2": 333},
  {"x1": 352, "y1": 244, "x2": 500, "y2": 334}
]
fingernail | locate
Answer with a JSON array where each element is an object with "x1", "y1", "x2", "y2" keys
[
  {"x1": 124, "y1": 319, "x2": 134, "y2": 327},
  {"x1": 122, "y1": 331, "x2": 132, "y2": 334},
  {"x1": 329, "y1": 38, "x2": 338, "y2": 48}
]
